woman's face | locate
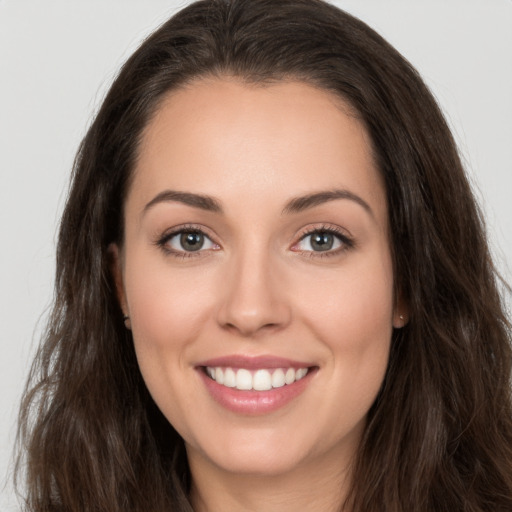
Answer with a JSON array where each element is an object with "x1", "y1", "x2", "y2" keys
[{"x1": 113, "y1": 79, "x2": 405, "y2": 478}]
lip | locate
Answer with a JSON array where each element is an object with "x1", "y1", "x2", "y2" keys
[
  {"x1": 196, "y1": 355, "x2": 317, "y2": 415},
  {"x1": 197, "y1": 354, "x2": 313, "y2": 369}
]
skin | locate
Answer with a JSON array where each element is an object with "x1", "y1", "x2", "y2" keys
[{"x1": 111, "y1": 79, "x2": 407, "y2": 512}]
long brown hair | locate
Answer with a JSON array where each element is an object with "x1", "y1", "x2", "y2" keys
[{"x1": 17, "y1": 0, "x2": 512, "y2": 510}]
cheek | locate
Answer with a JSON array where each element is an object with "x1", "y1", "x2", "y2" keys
[
  {"x1": 122, "y1": 256, "x2": 220, "y2": 432},
  {"x1": 297, "y1": 249, "x2": 394, "y2": 411},
  {"x1": 125, "y1": 256, "x2": 217, "y2": 352},
  {"x1": 299, "y1": 254, "x2": 394, "y2": 350}
]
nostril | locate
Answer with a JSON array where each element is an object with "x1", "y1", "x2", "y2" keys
[
  {"x1": 215, "y1": 275, "x2": 292, "y2": 336},
  {"x1": 221, "y1": 320, "x2": 283, "y2": 337}
]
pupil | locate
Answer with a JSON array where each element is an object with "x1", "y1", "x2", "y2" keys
[
  {"x1": 311, "y1": 232, "x2": 333, "y2": 251},
  {"x1": 181, "y1": 232, "x2": 203, "y2": 251}
]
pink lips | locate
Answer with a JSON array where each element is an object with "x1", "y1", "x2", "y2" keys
[
  {"x1": 196, "y1": 355, "x2": 316, "y2": 415},
  {"x1": 199, "y1": 355, "x2": 313, "y2": 369}
]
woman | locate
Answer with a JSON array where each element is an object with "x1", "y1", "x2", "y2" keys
[{"x1": 17, "y1": 0, "x2": 512, "y2": 510}]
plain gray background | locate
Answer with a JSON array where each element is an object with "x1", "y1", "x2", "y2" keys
[{"x1": 1, "y1": 1, "x2": 511, "y2": 509}]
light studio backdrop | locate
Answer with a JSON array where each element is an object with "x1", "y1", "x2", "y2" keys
[{"x1": 1, "y1": 1, "x2": 511, "y2": 509}]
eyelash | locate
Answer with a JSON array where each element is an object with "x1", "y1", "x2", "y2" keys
[
  {"x1": 155, "y1": 224, "x2": 219, "y2": 259},
  {"x1": 155, "y1": 224, "x2": 355, "y2": 259},
  {"x1": 293, "y1": 225, "x2": 355, "y2": 258}
]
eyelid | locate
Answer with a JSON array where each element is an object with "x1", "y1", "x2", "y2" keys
[
  {"x1": 154, "y1": 222, "x2": 354, "y2": 258},
  {"x1": 291, "y1": 224, "x2": 355, "y2": 255},
  {"x1": 155, "y1": 224, "x2": 221, "y2": 257}
]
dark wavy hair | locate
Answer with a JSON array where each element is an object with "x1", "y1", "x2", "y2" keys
[{"x1": 16, "y1": 0, "x2": 512, "y2": 510}]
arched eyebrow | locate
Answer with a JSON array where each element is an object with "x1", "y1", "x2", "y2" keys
[
  {"x1": 143, "y1": 188, "x2": 373, "y2": 218},
  {"x1": 143, "y1": 190, "x2": 223, "y2": 214},
  {"x1": 282, "y1": 189, "x2": 373, "y2": 217}
]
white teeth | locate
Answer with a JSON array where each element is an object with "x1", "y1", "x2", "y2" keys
[
  {"x1": 236, "y1": 369, "x2": 252, "y2": 390},
  {"x1": 205, "y1": 366, "x2": 310, "y2": 390},
  {"x1": 296, "y1": 368, "x2": 308, "y2": 380},
  {"x1": 285, "y1": 368, "x2": 295, "y2": 385},
  {"x1": 223, "y1": 367, "x2": 236, "y2": 387},
  {"x1": 215, "y1": 367, "x2": 224, "y2": 385},
  {"x1": 253, "y1": 369, "x2": 272, "y2": 391},
  {"x1": 271, "y1": 368, "x2": 286, "y2": 388}
]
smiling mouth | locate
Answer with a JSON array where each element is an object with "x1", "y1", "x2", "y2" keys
[{"x1": 203, "y1": 366, "x2": 312, "y2": 391}]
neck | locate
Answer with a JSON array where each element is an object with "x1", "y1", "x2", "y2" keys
[{"x1": 187, "y1": 446, "x2": 354, "y2": 512}]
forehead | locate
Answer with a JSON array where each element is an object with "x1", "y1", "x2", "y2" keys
[{"x1": 129, "y1": 78, "x2": 386, "y2": 223}]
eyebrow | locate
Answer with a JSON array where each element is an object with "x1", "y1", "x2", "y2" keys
[
  {"x1": 143, "y1": 188, "x2": 373, "y2": 217},
  {"x1": 143, "y1": 190, "x2": 223, "y2": 214},
  {"x1": 282, "y1": 189, "x2": 373, "y2": 217}
]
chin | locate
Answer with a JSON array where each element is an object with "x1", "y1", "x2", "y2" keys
[
  {"x1": 198, "y1": 445, "x2": 309, "y2": 477},
  {"x1": 185, "y1": 419, "x2": 361, "y2": 479}
]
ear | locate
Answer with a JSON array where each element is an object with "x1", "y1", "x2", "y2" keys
[
  {"x1": 108, "y1": 243, "x2": 130, "y2": 327},
  {"x1": 392, "y1": 293, "x2": 409, "y2": 329}
]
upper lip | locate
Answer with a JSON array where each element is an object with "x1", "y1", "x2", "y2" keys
[{"x1": 196, "y1": 355, "x2": 315, "y2": 369}]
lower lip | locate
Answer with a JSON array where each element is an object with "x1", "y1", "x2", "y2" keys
[{"x1": 198, "y1": 368, "x2": 315, "y2": 415}]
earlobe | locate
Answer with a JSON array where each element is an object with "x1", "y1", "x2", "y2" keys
[
  {"x1": 392, "y1": 291, "x2": 409, "y2": 329},
  {"x1": 107, "y1": 243, "x2": 131, "y2": 329},
  {"x1": 393, "y1": 312, "x2": 408, "y2": 329},
  {"x1": 392, "y1": 300, "x2": 409, "y2": 328}
]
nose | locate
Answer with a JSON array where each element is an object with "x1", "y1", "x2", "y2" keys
[{"x1": 216, "y1": 247, "x2": 292, "y2": 338}]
